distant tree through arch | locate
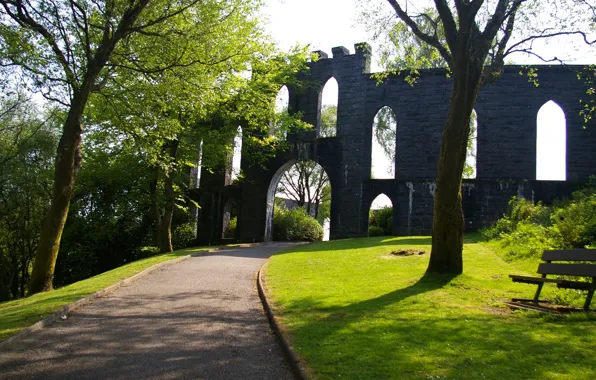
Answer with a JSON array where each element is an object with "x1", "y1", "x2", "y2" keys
[
  {"x1": 371, "y1": 106, "x2": 397, "y2": 179},
  {"x1": 320, "y1": 77, "x2": 338, "y2": 137}
]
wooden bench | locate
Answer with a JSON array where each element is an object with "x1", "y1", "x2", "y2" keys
[{"x1": 509, "y1": 249, "x2": 596, "y2": 311}]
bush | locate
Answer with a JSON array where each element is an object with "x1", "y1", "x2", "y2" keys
[
  {"x1": 273, "y1": 207, "x2": 323, "y2": 242},
  {"x1": 482, "y1": 186, "x2": 596, "y2": 261},
  {"x1": 369, "y1": 207, "x2": 393, "y2": 235},
  {"x1": 224, "y1": 217, "x2": 237, "y2": 238},
  {"x1": 481, "y1": 217, "x2": 515, "y2": 240},
  {"x1": 139, "y1": 246, "x2": 160, "y2": 256},
  {"x1": 368, "y1": 226, "x2": 385, "y2": 237},
  {"x1": 551, "y1": 193, "x2": 596, "y2": 248},
  {"x1": 481, "y1": 197, "x2": 551, "y2": 240},
  {"x1": 172, "y1": 224, "x2": 196, "y2": 249},
  {"x1": 499, "y1": 222, "x2": 564, "y2": 260}
]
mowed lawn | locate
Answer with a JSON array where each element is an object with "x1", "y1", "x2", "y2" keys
[
  {"x1": 264, "y1": 236, "x2": 596, "y2": 379},
  {"x1": 0, "y1": 246, "x2": 218, "y2": 342}
]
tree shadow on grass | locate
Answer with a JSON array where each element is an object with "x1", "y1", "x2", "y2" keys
[
  {"x1": 289, "y1": 236, "x2": 433, "y2": 254},
  {"x1": 281, "y1": 272, "x2": 596, "y2": 379}
]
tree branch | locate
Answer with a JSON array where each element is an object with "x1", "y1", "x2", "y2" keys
[
  {"x1": 386, "y1": 0, "x2": 453, "y2": 66},
  {"x1": 434, "y1": 0, "x2": 458, "y2": 52},
  {"x1": 1, "y1": 0, "x2": 78, "y2": 87}
]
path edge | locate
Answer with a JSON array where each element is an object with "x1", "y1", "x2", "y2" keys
[
  {"x1": 257, "y1": 263, "x2": 308, "y2": 380},
  {"x1": 0, "y1": 246, "x2": 227, "y2": 349}
]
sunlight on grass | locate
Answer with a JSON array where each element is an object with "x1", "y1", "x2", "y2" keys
[
  {"x1": 0, "y1": 246, "x2": 217, "y2": 342},
  {"x1": 264, "y1": 236, "x2": 595, "y2": 379}
]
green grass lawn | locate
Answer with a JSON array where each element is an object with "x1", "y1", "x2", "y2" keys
[
  {"x1": 264, "y1": 236, "x2": 596, "y2": 379},
  {"x1": 0, "y1": 245, "x2": 217, "y2": 342}
]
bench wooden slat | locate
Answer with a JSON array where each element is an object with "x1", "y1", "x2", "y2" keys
[
  {"x1": 541, "y1": 249, "x2": 596, "y2": 262},
  {"x1": 557, "y1": 280, "x2": 596, "y2": 290},
  {"x1": 538, "y1": 263, "x2": 596, "y2": 277},
  {"x1": 510, "y1": 249, "x2": 595, "y2": 311},
  {"x1": 509, "y1": 275, "x2": 563, "y2": 284}
]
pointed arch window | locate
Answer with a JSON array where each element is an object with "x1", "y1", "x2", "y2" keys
[
  {"x1": 536, "y1": 101, "x2": 566, "y2": 180},
  {"x1": 371, "y1": 106, "x2": 397, "y2": 179},
  {"x1": 319, "y1": 77, "x2": 338, "y2": 137}
]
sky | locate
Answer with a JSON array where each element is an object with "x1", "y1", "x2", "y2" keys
[{"x1": 261, "y1": 0, "x2": 589, "y2": 209}]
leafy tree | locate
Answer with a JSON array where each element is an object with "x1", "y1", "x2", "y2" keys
[
  {"x1": 0, "y1": 95, "x2": 58, "y2": 300},
  {"x1": 0, "y1": 0, "x2": 302, "y2": 292},
  {"x1": 372, "y1": 106, "x2": 397, "y2": 177},
  {"x1": 277, "y1": 161, "x2": 330, "y2": 221},
  {"x1": 0, "y1": 0, "x2": 219, "y2": 293},
  {"x1": 55, "y1": 143, "x2": 156, "y2": 287},
  {"x1": 363, "y1": 0, "x2": 596, "y2": 274},
  {"x1": 320, "y1": 104, "x2": 337, "y2": 137},
  {"x1": 374, "y1": 7, "x2": 448, "y2": 73}
]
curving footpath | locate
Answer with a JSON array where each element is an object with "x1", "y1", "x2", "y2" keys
[{"x1": 0, "y1": 243, "x2": 297, "y2": 380}]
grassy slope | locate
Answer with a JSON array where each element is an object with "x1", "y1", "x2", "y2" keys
[
  {"x1": 264, "y1": 236, "x2": 595, "y2": 380},
  {"x1": 0, "y1": 246, "x2": 216, "y2": 342}
]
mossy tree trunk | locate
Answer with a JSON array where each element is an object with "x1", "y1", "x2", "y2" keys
[{"x1": 427, "y1": 61, "x2": 483, "y2": 274}]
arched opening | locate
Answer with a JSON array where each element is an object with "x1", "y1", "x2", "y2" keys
[
  {"x1": 265, "y1": 160, "x2": 331, "y2": 241},
  {"x1": 273, "y1": 85, "x2": 289, "y2": 139},
  {"x1": 464, "y1": 110, "x2": 477, "y2": 179},
  {"x1": 537, "y1": 100, "x2": 566, "y2": 180},
  {"x1": 368, "y1": 194, "x2": 393, "y2": 236},
  {"x1": 371, "y1": 106, "x2": 397, "y2": 179},
  {"x1": 231, "y1": 126, "x2": 242, "y2": 182},
  {"x1": 221, "y1": 198, "x2": 237, "y2": 239},
  {"x1": 319, "y1": 77, "x2": 338, "y2": 137}
]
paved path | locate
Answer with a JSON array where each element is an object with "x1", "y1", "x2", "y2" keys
[{"x1": 0, "y1": 243, "x2": 297, "y2": 380}]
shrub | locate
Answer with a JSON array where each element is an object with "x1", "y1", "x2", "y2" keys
[
  {"x1": 224, "y1": 217, "x2": 237, "y2": 238},
  {"x1": 481, "y1": 197, "x2": 551, "y2": 240},
  {"x1": 369, "y1": 206, "x2": 393, "y2": 235},
  {"x1": 139, "y1": 246, "x2": 160, "y2": 257},
  {"x1": 172, "y1": 224, "x2": 196, "y2": 249},
  {"x1": 498, "y1": 222, "x2": 564, "y2": 260},
  {"x1": 481, "y1": 217, "x2": 515, "y2": 240},
  {"x1": 273, "y1": 207, "x2": 323, "y2": 242},
  {"x1": 368, "y1": 226, "x2": 385, "y2": 237},
  {"x1": 551, "y1": 193, "x2": 596, "y2": 248}
]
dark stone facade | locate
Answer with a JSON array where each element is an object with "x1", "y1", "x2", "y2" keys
[{"x1": 194, "y1": 43, "x2": 596, "y2": 244}]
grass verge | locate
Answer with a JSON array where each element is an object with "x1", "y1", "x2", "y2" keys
[
  {"x1": 264, "y1": 236, "x2": 595, "y2": 379},
  {"x1": 0, "y1": 246, "x2": 217, "y2": 342}
]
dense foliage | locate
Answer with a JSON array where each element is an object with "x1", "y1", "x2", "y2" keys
[
  {"x1": 273, "y1": 207, "x2": 323, "y2": 242},
  {"x1": 0, "y1": 97, "x2": 58, "y2": 301},
  {"x1": 0, "y1": 0, "x2": 312, "y2": 299},
  {"x1": 369, "y1": 207, "x2": 393, "y2": 236},
  {"x1": 482, "y1": 179, "x2": 596, "y2": 260}
]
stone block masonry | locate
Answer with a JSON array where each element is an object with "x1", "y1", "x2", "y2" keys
[{"x1": 193, "y1": 43, "x2": 596, "y2": 244}]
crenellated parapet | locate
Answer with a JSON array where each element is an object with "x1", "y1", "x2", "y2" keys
[{"x1": 193, "y1": 42, "x2": 596, "y2": 244}]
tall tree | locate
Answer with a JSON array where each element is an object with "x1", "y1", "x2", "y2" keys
[
  {"x1": 87, "y1": 14, "x2": 311, "y2": 253},
  {"x1": 0, "y1": 94, "x2": 58, "y2": 300},
  {"x1": 277, "y1": 161, "x2": 330, "y2": 220},
  {"x1": 0, "y1": 0, "x2": 280, "y2": 293},
  {"x1": 364, "y1": 0, "x2": 596, "y2": 274}
]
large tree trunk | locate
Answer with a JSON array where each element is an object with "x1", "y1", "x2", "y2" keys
[
  {"x1": 159, "y1": 173, "x2": 175, "y2": 253},
  {"x1": 427, "y1": 61, "x2": 483, "y2": 275},
  {"x1": 153, "y1": 140, "x2": 178, "y2": 253},
  {"x1": 150, "y1": 170, "x2": 163, "y2": 249},
  {"x1": 24, "y1": 1, "x2": 150, "y2": 295},
  {"x1": 28, "y1": 106, "x2": 83, "y2": 293}
]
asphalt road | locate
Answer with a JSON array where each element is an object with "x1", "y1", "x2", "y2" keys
[{"x1": 0, "y1": 243, "x2": 297, "y2": 380}]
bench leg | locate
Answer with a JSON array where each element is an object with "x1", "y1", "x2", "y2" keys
[
  {"x1": 584, "y1": 290, "x2": 594, "y2": 311},
  {"x1": 533, "y1": 283, "x2": 544, "y2": 303}
]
